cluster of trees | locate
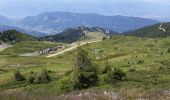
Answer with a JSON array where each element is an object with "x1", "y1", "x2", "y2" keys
[
  {"x1": 41, "y1": 28, "x2": 85, "y2": 43},
  {"x1": 14, "y1": 69, "x2": 51, "y2": 84},
  {"x1": 0, "y1": 30, "x2": 36, "y2": 44},
  {"x1": 72, "y1": 48, "x2": 126, "y2": 89},
  {"x1": 124, "y1": 23, "x2": 170, "y2": 38},
  {"x1": 14, "y1": 48, "x2": 126, "y2": 91}
]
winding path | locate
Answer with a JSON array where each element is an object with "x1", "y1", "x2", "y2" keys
[
  {"x1": 46, "y1": 40, "x2": 101, "y2": 57},
  {"x1": 159, "y1": 23, "x2": 166, "y2": 33}
]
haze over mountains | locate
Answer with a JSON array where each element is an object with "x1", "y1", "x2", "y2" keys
[
  {"x1": 18, "y1": 12, "x2": 158, "y2": 34},
  {"x1": 0, "y1": 11, "x2": 159, "y2": 36},
  {"x1": 0, "y1": 15, "x2": 12, "y2": 25},
  {"x1": 0, "y1": 25, "x2": 47, "y2": 37}
]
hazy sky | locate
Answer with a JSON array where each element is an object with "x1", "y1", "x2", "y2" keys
[{"x1": 0, "y1": 0, "x2": 170, "y2": 20}]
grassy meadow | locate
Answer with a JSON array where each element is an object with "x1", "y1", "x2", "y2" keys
[{"x1": 0, "y1": 36, "x2": 170, "y2": 99}]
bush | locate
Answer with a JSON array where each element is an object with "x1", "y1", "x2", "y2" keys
[
  {"x1": 113, "y1": 68, "x2": 126, "y2": 80},
  {"x1": 106, "y1": 68, "x2": 126, "y2": 83},
  {"x1": 129, "y1": 68, "x2": 136, "y2": 72},
  {"x1": 137, "y1": 60, "x2": 144, "y2": 64},
  {"x1": 167, "y1": 48, "x2": 170, "y2": 53},
  {"x1": 73, "y1": 48, "x2": 98, "y2": 89},
  {"x1": 105, "y1": 70, "x2": 115, "y2": 83},
  {"x1": 102, "y1": 37, "x2": 106, "y2": 40},
  {"x1": 14, "y1": 70, "x2": 26, "y2": 81},
  {"x1": 59, "y1": 78, "x2": 73, "y2": 93},
  {"x1": 64, "y1": 69, "x2": 73, "y2": 76},
  {"x1": 28, "y1": 71, "x2": 36, "y2": 83},
  {"x1": 28, "y1": 76, "x2": 35, "y2": 84},
  {"x1": 37, "y1": 69, "x2": 51, "y2": 83},
  {"x1": 102, "y1": 64, "x2": 112, "y2": 74},
  {"x1": 73, "y1": 69, "x2": 98, "y2": 89}
]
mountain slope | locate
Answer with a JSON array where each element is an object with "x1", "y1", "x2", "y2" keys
[
  {"x1": 0, "y1": 15, "x2": 12, "y2": 25},
  {"x1": 19, "y1": 11, "x2": 158, "y2": 34},
  {"x1": 0, "y1": 30, "x2": 37, "y2": 44},
  {"x1": 124, "y1": 22, "x2": 170, "y2": 38},
  {"x1": 0, "y1": 25, "x2": 47, "y2": 37},
  {"x1": 40, "y1": 27, "x2": 118, "y2": 43}
]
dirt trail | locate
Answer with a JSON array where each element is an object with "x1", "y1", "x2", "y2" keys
[
  {"x1": 159, "y1": 23, "x2": 166, "y2": 33},
  {"x1": 0, "y1": 44, "x2": 11, "y2": 52},
  {"x1": 46, "y1": 40, "x2": 101, "y2": 57}
]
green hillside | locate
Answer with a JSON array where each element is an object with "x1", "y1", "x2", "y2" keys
[
  {"x1": 124, "y1": 22, "x2": 170, "y2": 38},
  {"x1": 0, "y1": 30, "x2": 37, "y2": 44},
  {"x1": 41, "y1": 27, "x2": 117, "y2": 43},
  {"x1": 0, "y1": 41, "x2": 65, "y2": 55},
  {"x1": 0, "y1": 36, "x2": 170, "y2": 99}
]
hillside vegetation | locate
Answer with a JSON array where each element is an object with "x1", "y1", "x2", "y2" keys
[
  {"x1": 0, "y1": 41, "x2": 65, "y2": 55},
  {"x1": 41, "y1": 27, "x2": 117, "y2": 43},
  {"x1": 0, "y1": 36, "x2": 170, "y2": 99},
  {"x1": 0, "y1": 30, "x2": 37, "y2": 44},
  {"x1": 124, "y1": 22, "x2": 170, "y2": 38}
]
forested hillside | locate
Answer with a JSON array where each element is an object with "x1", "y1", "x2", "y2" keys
[
  {"x1": 124, "y1": 23, "x2": 170, "y2": 38},
  {"x1": 0, "y1": 30, "x2": 37, "y2": 44},
  {"x1": 41, "y1": 27, "x2": 118, "y2": 43}
]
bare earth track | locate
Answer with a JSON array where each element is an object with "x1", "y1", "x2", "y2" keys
[
  {"x1": 159, "y1": 23, "x2": 166, "y2": 32},
  {"x1": 46, "y1": 40, "x2": 101, "y2": 57}
]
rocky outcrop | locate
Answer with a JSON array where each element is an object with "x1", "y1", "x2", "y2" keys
[
  {"x1": 20, "y1": 46, "x2": 65, "y2": 56},
  {"x1": 35, "y1": 46, "x2": 65, "y2": 55}
]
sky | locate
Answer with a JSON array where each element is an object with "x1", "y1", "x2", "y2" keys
[{"x1": 0, "y1": 0, "x2": 170, "y2": 21}]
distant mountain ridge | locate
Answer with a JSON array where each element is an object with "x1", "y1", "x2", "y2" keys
[
  {"x1": 18, "y1": 11, "x2": 159, "y2": 34},
  {"x1": 124, "y1": 22, "x2": 170, "y2": 38},
  {"x1": 0, "y1": 27, "x2": 117, "y2": 44},
  {"x1": 0, "y1": 15, "x2": 12, "y2": 25},
  {"x1": 0, "y1": 25, "x2": 47, "y2": 37}
]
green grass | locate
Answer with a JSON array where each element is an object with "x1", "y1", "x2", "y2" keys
[
  {"x1": 0, "y1": 41, "x2": 66, "y2": 55},
  {"x1": 0, "y1": 36, "x2": 170, "y2": 99},
  {"x1": 79, "y1": 32, "x2": 105, "y2": 42}
]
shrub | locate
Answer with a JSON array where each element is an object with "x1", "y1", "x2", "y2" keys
[
  {"x1": 75, "y1": 48, "x2": 92, "y2": 70},
  {"x1": 28, "y1": 71, "x2": 36, "y2": 83},
  {"x1": 137, "y1": 60, "x2": 144, "y2": 64},
  {"x1": 48, "y1": 70, "x2": 52, "y2": 73},
  {"x1": 167, "y1": 48, "x2": 170, "y2": 53},
  {"x1": 64, "y1": 69, "x2": 73, "y2": 76},
  {"x1": 73, "y1": 69, "x2": 98, "y2": 89},
  {"x1": 59, "y1": 78, "x2": 73, "y2": 93},
  {"x1": 102, "y1": 37, "x2": 106, "y2": 40},
  {"x1": 129, "y1": 68, "x2": 136, "y2": 72},
  {"x1": 37, "y1": 69, "x2": 51, "y2": 83},
  {"x1": 105, "y1": 70, "x2": 115, "y2": 83},
  {"x1": 30, "y1": 71, "x2": 34, "y2": 74},
  {"x1": 113, "y1": 68, "x2": 126, "y2": 80},
  {"x1": 102, "y1": 64, "x2": 112, "y2": 74},
  {"x1": 14, "y1": 70, "x2": 26, "y2": 81},
  {"x1": 73, "y1": 48, "x2": 98, "y2": 89},
  {"x1": 106, "y1": 68, "x2": 126, "y2": 83},
  {"x1": 28, "y1": 76, "x2": 35, "y2": 84}
]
